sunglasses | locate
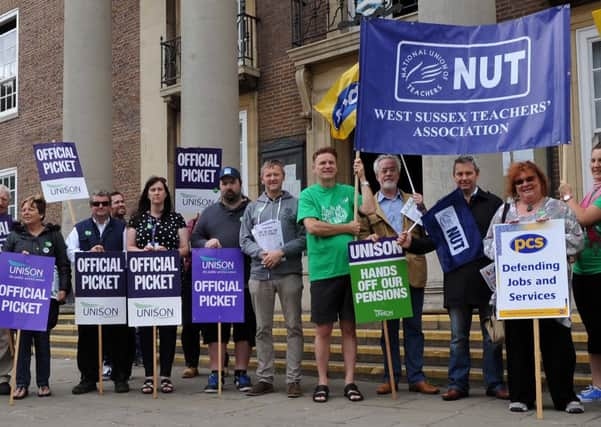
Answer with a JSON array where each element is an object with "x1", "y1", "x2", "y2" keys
[
  {"x1": 91, "y1": 201, "x2": 110, "y2": 207},
  {"x1": 514, "y1": 176, "x2": 536, "y2": 186}
]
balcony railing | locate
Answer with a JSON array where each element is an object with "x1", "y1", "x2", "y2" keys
[
  {"x1": 291, "y1": 0, "x2": 417, "y2": 47},
  {"x1": 161, "y1": 36, "x2": 181, "y2": 88},
  {"x1": 238, "y1": 12, "x2": 259, "y2": 68},
  {"x1": 161, "y1": 13, "x2": 260, "y2": 88}
]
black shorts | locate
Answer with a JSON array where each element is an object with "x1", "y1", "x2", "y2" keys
[
  {"x1": 573, "y1": 272, "x2": 601, "y2": 354},
  {"x1": 199, "y1": 288, "x2": 256, "y2": 346},
  {"x1": 310, "y1": 275, "x2": 355, "y2": 325}
]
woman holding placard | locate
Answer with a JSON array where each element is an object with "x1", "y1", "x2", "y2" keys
[
  {"x1": 127, "y1": 176, "x2": 189, "y2": 394},
  {"x1": 4, "y1": 195, "x2": 71, "y2": 399},
  {"x1": 559, "y1": 138, "x2": 601, "y2": 404},
  {"x1": 483, "y1": 161, "x2": 584, "y2": 414}
]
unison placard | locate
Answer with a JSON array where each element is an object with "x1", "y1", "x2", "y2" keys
[
  {"x1": 75, "y1": 252, "x2": 127, "y2": 325},
  {"x1": 127, "y1": 251, "x2": 181, "y2": 327},
  {"x1": 191, "y1": 248, "x2": 245, "y2": 323},
  {"x1": 0, "y1": 252, "x2": 54, "y2": 331},
  {"x1": 348, "y1": 238, "x2": 412, "y2": 324},
  {"x1": 33, "y1": 142, "x2": 89, "y2": 202},
  {"x1": 174, "y1": 147, "x2": 222, "y2": 214}
]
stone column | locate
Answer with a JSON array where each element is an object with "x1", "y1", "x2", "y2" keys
[
  {"x1": 62, "y1": 0, "x2": 112, "y2": 229},
  {"x1": 181, "y1": 0, "x2": 239, "y2": 169},
  {"x1": 418, "y1": 0, "x2": 501, "y2": 310}
]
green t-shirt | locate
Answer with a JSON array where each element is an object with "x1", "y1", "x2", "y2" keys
[
  {"x1": 297, "y1": 183, "x2": 360, "y2": 281},
  {"x1": 574, "y1": 196, "x2": 601, "y2": 275}
]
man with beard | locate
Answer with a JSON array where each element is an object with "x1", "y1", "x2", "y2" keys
[
  {"x1": 110, "y1": 191, "x2": 127, "y2": 220},
  {"x1": 191, "y1": 167, "x2": 256, "y2": 393}
]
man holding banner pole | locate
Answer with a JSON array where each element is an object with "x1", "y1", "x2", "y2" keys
[
  {"x1": 399, "y1": 156, "x2": 507, "y2": 401},
  {"x1": 358, "y1": 154, "x2": 438, "y2": 396},
  {"x1": 191, "y1": 167, "x2": 256, "y2": 393},
  {"x1": 297, "y1": 147, "x2": 375, "y2": 403},
  {"x1": 240, "y1": 160, "x2": 306, "y2": 398},
  {"x1": 0, "y1": 184, "x2": 13, "y2": 395},
  {"x1": 66, "y1": 190, "x2": 131, "y2": 394}
]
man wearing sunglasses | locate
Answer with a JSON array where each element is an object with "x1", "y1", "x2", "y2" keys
[{"x1": 66, "y1": 191, "x2": 132, "y2": 394}]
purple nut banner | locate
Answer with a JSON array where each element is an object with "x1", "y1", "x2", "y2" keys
[
  {"x1": 191, "y1": 248, "x2": 244, "y2": 323},
  {"x1": 0, "y1": 252, "x2": 54, "y2": 331},
  {"x1": 74, "y1": 252, "x2": 127, "y2": 325},
  {"x1": 127, "y1": 251, "x2": 181, "y2": 327}
]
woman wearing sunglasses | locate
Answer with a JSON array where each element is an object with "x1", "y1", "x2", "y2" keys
[
  {"x1": 483, "y1": 161, "x2": 584, "y2": 414},
  {"x1": 559, "y1": 138, "x2": 601, "y2": 404}
]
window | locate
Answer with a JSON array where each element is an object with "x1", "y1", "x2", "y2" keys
[
  {"x1": 0, "y1": 9, "x2": 17, "y2": 120},
  {"x1": 0, "y1": 167, "x2": 17, "y2": 218},
  {"x1": 576, "y1": 26, "x2": 601, "y2": 191},
  {"x1": 239, "y1": 110, "x2": 248, "y2": 195}
]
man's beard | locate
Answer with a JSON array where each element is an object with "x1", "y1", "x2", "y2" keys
[
  {"x1": 381, "y1": 181, "x2": 397, "y2": 191},
  {"x1": 223, "y1": 190, "x2": 241, "y2": 204}
]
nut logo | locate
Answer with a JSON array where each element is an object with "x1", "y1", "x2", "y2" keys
[{"x1": 510, "y1": 234, "x2": 546, "y2": 253}]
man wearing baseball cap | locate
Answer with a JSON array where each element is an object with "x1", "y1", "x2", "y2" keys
[{"x1": 191, "y1": 166, "x2": 256, "y2": 393}]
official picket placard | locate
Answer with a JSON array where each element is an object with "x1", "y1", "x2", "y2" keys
[
  {"x1": 356, "y1": 6, "x2": 570, "y2": 155},
  {"x1": 192, "y1": 248, "x2": 244, "y2": 323},
  {"x1": 348, "y1": 238, "x2": 412, "y2": 324},
  {"x1": 0, "y1": 252, "x2": 54, "y2": 331},
  {"x1": 0, "y1": 214, "x2": 12, "y2": 250},
  {"x1": 493, "y1": 219, "x2": 569, "y2": 319},
  {"x1": 174, "y1": 147, "x2": 222, "y2": 214},
  {"x1": 74, "y1": 252, "x2": 127, "y2": 325},
  {"x1": 33, "y1": 142, "x2": 89, "y2": 202},
  {"x1": 127, "y1": 251, "x2": 181, "y2": 327}
]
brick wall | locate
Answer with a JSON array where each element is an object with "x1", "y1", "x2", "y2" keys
[
  {"x1": 256, "y1": 0, "x2": 308, "y2": 145},
  {"x1": 111, "y1": 0, "x2": 140, "y2": 214},
  {"x1": 496, "y1": 0, "x2": 549, "y2": 21},
  {"x1": 0, "y1": 0, "x2": 141, "y2": 223},
  {"x1": 0, "y1": 0, "x2": 64, "y2": 223}
]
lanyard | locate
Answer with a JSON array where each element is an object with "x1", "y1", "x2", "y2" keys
[{"x1": 256, "y1": 196, "x2": 282, "y2": 224}]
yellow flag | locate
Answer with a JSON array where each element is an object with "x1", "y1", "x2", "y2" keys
[
  {"x1": 594, "y1": 9, "x2": 601, "y2": 36},
  {"x1": 314, "y1": 63, "x2": 359, "y2": 140}
]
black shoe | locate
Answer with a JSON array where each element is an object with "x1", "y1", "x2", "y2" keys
[
  {"x1": 72, "y1": 381, "x2": 97, "y2": 395},
  {"x1": 114, "y1": 381, "x2": 130, "y2": 393},
  {"x1": 0, "y1": 382, "x2": 10, "y2": 395}
]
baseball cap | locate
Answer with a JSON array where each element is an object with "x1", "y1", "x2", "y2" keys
[{"x1": 219, "y1": 167, "x2": 241, "y2": 180}]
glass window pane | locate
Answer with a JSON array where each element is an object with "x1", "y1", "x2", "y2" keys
[
  {"x1": 594, "y1": 41, "x2": 601, "y2": 69},
  {"x1": 596, "y1": 100, "x2": 601, "y2": 129},
  {"x1": 595, "y1": 70, "x2": 601, "y2": 99}
]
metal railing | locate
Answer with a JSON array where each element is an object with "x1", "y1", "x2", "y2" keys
[
  {"x1": 291, "y1": 0, "x2": 417, "y2": 47},
  {"x1": 160, "y1": 36, "x2": 181, "y2": 88},
  {"x1": 161, "y1": 13, "x2": 259, "y2": 88},
  {"x1": 238, "y1": 12, "x2": 259, "y2": 68}
]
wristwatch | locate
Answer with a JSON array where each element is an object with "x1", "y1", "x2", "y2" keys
[
  {"x1": 562, "y1": 194, "x2": 573, "y2": 202},
  {"x1": 360, "y1": 181, "x2": 370, "y2": 187}
]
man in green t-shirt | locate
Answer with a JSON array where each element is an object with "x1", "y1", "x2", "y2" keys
[{"x1": 297, "y1": 147, "x2": 375, "y2": 403}]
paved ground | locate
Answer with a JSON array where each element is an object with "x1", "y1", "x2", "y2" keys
[{"x1": 2, "y1": 358, "x2": 601, "y2": 427}]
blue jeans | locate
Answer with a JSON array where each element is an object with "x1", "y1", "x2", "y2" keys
[
  {"x1": 447, "y1": 304, "x2": 504, "y2": 393},
  {"x1": 16, "y1": 330, "x2": 51, "y2": 388},
  {"x1": 381, "y1": 287, "x2": 426, "y2": 385}
]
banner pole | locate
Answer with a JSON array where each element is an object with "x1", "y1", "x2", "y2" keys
[
  {"x1": 353, "y1": 151, "x2": 360, "y2": 222},
  {"x1": 8, "y1": 329, "x2": 21, "y2": 406},
  {"x1": 400, "y1": 155, "x2": 416, "y2": 195},
  {"x1": 382, "y1": 321, "x2": 397, "y2": 400},
  {"x1": 7, "y1": 329, "x2": 14, "y2": 356},
  {"x1": 561, "y1": 145, "x2": 568, "y2": 185},
  {"x1": 533, "y1": 319, "x2": 543, "y2": 420},
  {"x1": 218, "y1": 322, "x2": 222, "y2": 397},
  {"x1": 66, "y1": 200, "x2": 77, "y2": 228},
  {"x1": 152, "y1": 326, "x2": 158, "y2": 399},
  {"x1": 98, "y1": 325, "x2": 103, "y2": 395}
]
